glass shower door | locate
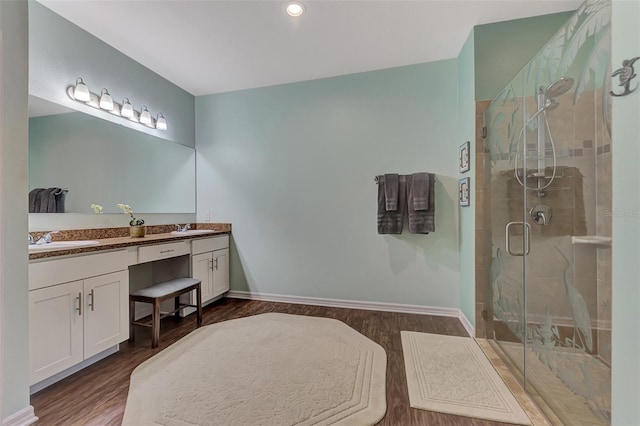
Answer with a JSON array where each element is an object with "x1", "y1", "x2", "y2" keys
[
  {"x1": 485, "y1": 1, "x2": 612, "y2": 424},
  {"x1": 484, "y1": 78, "x2": 528, "y2": 379}
]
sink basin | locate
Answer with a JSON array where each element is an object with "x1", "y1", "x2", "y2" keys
[
  {"x1": 170, "y1": 230, "x2": 215, "y2": 236},
  {"x1": 29, "y1": 240, "x2": 101, "y2": 250}
]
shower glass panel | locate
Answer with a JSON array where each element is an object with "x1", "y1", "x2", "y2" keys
[{"x1": 484, "y1": 1, "x2": 611, "y2": 424}]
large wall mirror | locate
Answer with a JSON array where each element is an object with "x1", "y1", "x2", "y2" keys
[{"x1": 29, "y1": 95, "x2": 196, "y2": 214}]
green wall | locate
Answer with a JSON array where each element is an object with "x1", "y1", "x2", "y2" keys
[
  {"x1": 196, "y1": 62, "x2": 462, "y2": 309},
  {"x1": 29, "y1": 112, "x2": 195, "y2": 214},
  {"x1": 457, "y1": 29, "x2": 476, "y2": 329},
  {"x1": 474, "y1": 11, "x2": 574, "y2": 101},
  {"x1": 1, "y1": 0, "x2": 29, "y2": 419},
  {"x1": 611, "y1": 1, "x2": 640, "y2": 423}
]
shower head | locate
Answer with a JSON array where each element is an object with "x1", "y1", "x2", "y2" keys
[{"x1": 544, "y1": 77, "x2": 574, "y2": 99}]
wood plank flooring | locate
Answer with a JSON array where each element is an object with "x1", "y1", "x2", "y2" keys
[{"x1": 31, "y1": 298, "x2": 517, "y2": 426}]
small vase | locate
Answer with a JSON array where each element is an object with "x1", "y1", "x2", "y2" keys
[{"x1": 130, "y1": 225, "x2": 146, "y2": 238}]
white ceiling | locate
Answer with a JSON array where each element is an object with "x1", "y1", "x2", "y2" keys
[{"x1": 38, "y1": 0, "x2": 581, "y2": 96}]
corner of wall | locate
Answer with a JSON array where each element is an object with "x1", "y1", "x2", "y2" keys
[
  {"x1": 1, "y1": 0, "x2": 30, "y2": 419},
  {"x1": 457, "y1": 29, "x2": 476, "y2": 330}
]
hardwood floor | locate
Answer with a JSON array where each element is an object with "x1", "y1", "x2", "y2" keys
[{"x1": 31, "y1": 298, "x2": 516, "y2": 425}]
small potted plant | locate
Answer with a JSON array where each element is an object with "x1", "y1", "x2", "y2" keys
[{"x1": 117, "y1": 203, "x2": 146, "y2": 238}]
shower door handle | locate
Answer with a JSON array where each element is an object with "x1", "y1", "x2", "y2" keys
[{"x1": 505, "y1": 221, "x2": 531, "y2": 256}]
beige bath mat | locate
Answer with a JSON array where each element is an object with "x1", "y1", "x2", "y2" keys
[{"x1": 401, "y1": 331, "x2": 531, "y2": 425}]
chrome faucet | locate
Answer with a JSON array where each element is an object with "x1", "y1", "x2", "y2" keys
[
  {"x1": 35, "y1": 231, "x2": 59, "y2": 245},
  {"x1": 175, "y1": 224, "x2": 191, "y2": 233},
  {"x1": 28, "y1": 234, "x2": 34, "y2": 245}
]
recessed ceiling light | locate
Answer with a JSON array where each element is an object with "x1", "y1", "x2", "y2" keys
[{"x1": 286, "y1": 1, "x2": 305, "y2": 17}]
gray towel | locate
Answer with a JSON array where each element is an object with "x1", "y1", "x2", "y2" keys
[
  {"x1": 407, "y1": 173, "x2": 435, "y2": 234},
  {"x1": 36, "y1": 189, "x2": 50, "y2": 213},
  {"x1": 377, "y1": 175, "x2": 406, "y2": 234},
  {"x1": 29, "y1": 188, "x2": 43, "y2": 213},
  {"x1": 54, "y1": 188, "x2": 67, "y2": 213},
  {"x1": 46, "y1": 188, "x2": 58, "y2": 213},
  {"x1": 384, "y1": 174, "x2": 399, "y2": 211},
  {"x1": 410, "y1": 173, "x2": 430, "y2": 210}
]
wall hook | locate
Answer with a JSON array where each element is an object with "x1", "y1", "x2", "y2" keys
[{"x1": 610, "y1": 56, "x2": 639, "y2": 97}]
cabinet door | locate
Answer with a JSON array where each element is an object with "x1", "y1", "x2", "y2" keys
[
  {"x1": 192, "y1": 251, "x2": 213, "y2": 303},
  {"x1": 83, "y1": 270, "x2": 129, "y2": 358},
  {"x1": 212, "y1": 248, "x2": 230, "y2": 297},
  {"x1": 29, "y1": 280, "x2": 84, "y2": 385}
]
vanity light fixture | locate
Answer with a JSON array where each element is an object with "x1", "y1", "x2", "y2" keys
[
  {"x1": 99, "y1": 88, "x2": 114, "y2": 110},
  {"x1": 120, "y1": 98, "x2": 134, "y2": 118},
  {"x1": 73, "y1": 78, "x2": 91, "y2": 102},
  {"x1": 66, "y1": 78, "x2": 168, "y2": 130},
  {"x1": 285, "y1": 1, "x2": 305, "y2": 17},
  {"x1": 139, "y1": 105, "x2": 152, "y2": 125},
  {"x1": 156, "y1": 113, "x2": 168, "y2": 130}
]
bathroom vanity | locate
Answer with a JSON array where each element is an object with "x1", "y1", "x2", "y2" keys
[{"x1": 27, "y1": 228, "x2": 230, "y2": 391}]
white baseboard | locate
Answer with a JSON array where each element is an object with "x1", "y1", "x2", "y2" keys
[
  {"x1": 29, "y1": 345, "x2": 119, "y2": 395},
  {"x1": 227, "y1": 290, "x2": 463, "y2": 319},
  {"x1": 458, "y1": 311, "x2": 475, "y2": 337},
  {"x1": 3, "y1": 406, "x2": 37, "y2": 426}
]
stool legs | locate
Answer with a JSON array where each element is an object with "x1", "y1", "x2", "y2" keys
[
  {"x1": 174, "y1": 296, "x2": 181, "y2": 322},
  {"x1": 130, "y1": 281, "x2": 202, "y2": 348},
  {"x1": 129, "y1": 299, "x2": 136, "y2": 342},
  {"x1": 196, "y1": 284, "x2": 203, "y2": 326},
  {"x1": 152, "y1": 299, "x2": 161, "y2": 349}
]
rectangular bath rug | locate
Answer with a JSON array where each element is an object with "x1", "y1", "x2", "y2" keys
[{"x1": 401, "y1": 331, "x2": 531, "y2": 425}]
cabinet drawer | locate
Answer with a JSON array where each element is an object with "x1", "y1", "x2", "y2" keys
[
  {"x1": 138, "y1": 241, "x2": 190, "y2": 264},
  {"x1": 29, "y1": 250, "x2": 129, "y2": 291},
  {"x1": 192, "y1": 235, "x2": 229, "y2": 255}
]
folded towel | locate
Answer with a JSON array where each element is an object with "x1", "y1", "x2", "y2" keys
[
  {"x1": 384, "y1": 174, "x2": 399, "y2": 211},
  {"x1": 407, "y1": 173, "x2": 435, "y2": 234},
  {"x1": 29, "y1": 188, "x2": 43, "y2": 213},
  {"x1": 46, "y1": 188, "x2": 58, "y2": 213},
  {"x1": 54, "y1": 188, "x2": 67, "y2": 213},
  {"x1": 410, "y1": 173, "x2": 430, "y2": 210},
  {"x1": 377, "y1": 175, "x2": 406, "y2": 234}
]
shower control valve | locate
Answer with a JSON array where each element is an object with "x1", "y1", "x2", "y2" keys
[{"x1": 530, "y1": 205, "x2": 552, "y2": 226}]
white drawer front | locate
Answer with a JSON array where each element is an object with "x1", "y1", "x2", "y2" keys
[
  {"x1": 192, "y1": 235, "x2": 229, "y2": 255},
  {"x1": 29, "y1": 250, "x2": 129, "y2": 291},
  {"x1": 138, "y1": 241, "x2": 190, "y2": 264}
]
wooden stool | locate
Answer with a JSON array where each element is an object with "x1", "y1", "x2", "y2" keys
[{"x1": 129, "y1": 277, "x2": 203, "y2": 348}]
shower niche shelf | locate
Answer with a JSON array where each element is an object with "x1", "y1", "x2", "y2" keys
[{"x1": 571, "y1": 235, "x2": 611, "y2": 247}]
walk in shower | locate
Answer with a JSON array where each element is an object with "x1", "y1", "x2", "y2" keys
[{"x1": 483, "y1": 0, "x2": 612, "y2": 424}]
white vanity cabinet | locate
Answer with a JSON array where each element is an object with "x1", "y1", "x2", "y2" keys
[
  {"x1": 191, "y1": 235, "x2": 230, "y2": 305},
  {"x1": 29, "y1": 250, "x2": 131, "y2": 386}
]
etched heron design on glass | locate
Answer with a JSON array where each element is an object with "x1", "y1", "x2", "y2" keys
[
  {"x1": 555, "y1": 245, "x2": 593, "y2": 351},
  {"x1": 489, "y1": 247, "x2": 504, "y2": 309}
]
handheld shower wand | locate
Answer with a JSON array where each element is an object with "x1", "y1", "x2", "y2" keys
[{"x1": 513, "y1": 77, "x2": 574, "y2": 195}]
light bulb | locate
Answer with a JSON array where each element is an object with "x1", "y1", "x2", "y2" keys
[
  {"x1": 121, "y1": 98, "x2": 134, "y2": 118},
  {"x1": 156, "y1": 113, "x2": 167, "y2": 130},
  {"x1": 286, "y1": 2, "x2": 304, "y2": 17},
  {"x1": 73, "y1": 77, "x2": 90, "y2": 102},
  {"x1": 99, "y1": 88, "x2": 114, "y2": 110},
  {"x1": 140, "y1": 105, "x2": 152, "y2": 125}
]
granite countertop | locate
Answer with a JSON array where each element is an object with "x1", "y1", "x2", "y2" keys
[{"x1": 29, "y1": 223, "x2": 231, "y2": 260}]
